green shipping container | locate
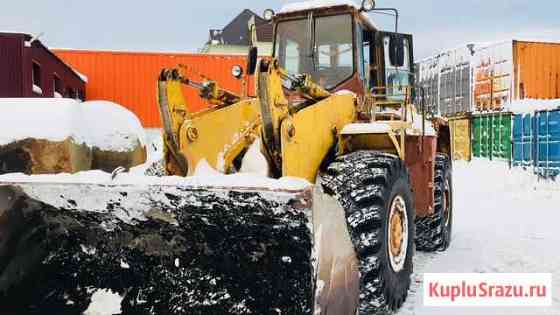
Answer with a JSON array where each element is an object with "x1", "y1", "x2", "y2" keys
[{"x1": 472, "y1": 113, "x2": 512, "y2": 161}]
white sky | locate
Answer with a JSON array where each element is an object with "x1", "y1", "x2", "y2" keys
[{"x1": 1, "y1": 0, "x2": 559, "y2": 59}]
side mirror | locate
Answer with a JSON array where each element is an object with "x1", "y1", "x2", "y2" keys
[
  {"x1": 389, "y1": 35, "x2": 405, "y2": 67},
  {"x1": 247, "y1": 46, "x2": 258, "y2": 76}
]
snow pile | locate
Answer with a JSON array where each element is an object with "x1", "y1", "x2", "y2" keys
[
  {"x1": 398, "y1": 159, "x2": 560, "y2": 315},
  {"x1": 83, "y1": 289, "x2": 122, "y2": 315},
  {"x1": 81, "y1": 100, "x2": 146, "y2": 152},
  {"x1": 0, "y1": 98, "x2": 145, "y2": 152},
  {"x1": 504, "y1": 99, "x2": 560, "y2": 115}
]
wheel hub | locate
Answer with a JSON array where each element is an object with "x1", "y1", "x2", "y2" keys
[{"x1": 388, "y1": 195, "x2": 408, "y2": 272}]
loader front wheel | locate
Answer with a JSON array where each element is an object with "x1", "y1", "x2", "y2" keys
[
  {"x1": 320, "y1": 151, "x2": 414, "y2": 314},
  {"x1": 415, "y1": 153, "x2": 453, "y2": 252}
]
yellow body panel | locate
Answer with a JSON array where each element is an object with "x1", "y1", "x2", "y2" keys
[
  {"x1": 281, "y1": 95, "x2": 356, "y2": 182},
  {"x1": 450, "y1": 118, "x2": 471, "y2": 161},
  {"x1": 178, "y1": 100, "x2": 261, "y2": 175}
]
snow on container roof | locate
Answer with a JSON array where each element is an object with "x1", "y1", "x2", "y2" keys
[
  {"x1": 504, "y1": 99, "x2": 560, "y2": 115},
  {"x1": 0, "y1": 98, "x2": 145, "y2": 152},
  {"x1": 279, "y1": 0, "x2": 378, "y2": 29}
]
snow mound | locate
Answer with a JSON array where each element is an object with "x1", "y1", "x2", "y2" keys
[
  {"x1": 0, "y1": 98, "x2": 145, "y2": 152},
  {"x1": 81, "y1": 100, "x2": 146, "y2": 152},
  {"x1": 503, "y1": 98, "x2": 560, "y2": 115},
  {"x1": 0, "y1": 98, "x2": 85, "y2": 146}
]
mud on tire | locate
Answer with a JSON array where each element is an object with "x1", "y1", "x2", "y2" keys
[
  {"x1": 320, "y1": 151, "x2": 415, "y2": 314},
  {"x1": 415, "y1": 153, "x2": 453, "y2": 252}
]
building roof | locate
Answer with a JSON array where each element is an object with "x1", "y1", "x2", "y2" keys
[
  {"x1": 0, "y1": 31, "x2": 87, "y2": 83},
  {"x1": 207, "y1": 9, "x2": 273, "y2": 46}
]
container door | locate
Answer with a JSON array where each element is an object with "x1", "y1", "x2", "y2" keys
[
  {"x1": 451, "y1": 119, "x2": 471, "y2": 161},
  {"x1": 536, "y1": 112, "x2": 548, "y2": 176},
  {"x1": 548, "y1": 110, "x2": 560, "y2": 176},
  {"x1": 472, "y1": 117, "x2": 482, "y2": 157},
  {"x1": 513, "y1": 115, "x2": 523, "y2": 165},
  {"x1": 501, "y1": 114, "x2": 512, "y2": 161}
]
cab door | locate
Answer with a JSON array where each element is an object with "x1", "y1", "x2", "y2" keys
[{"x1": 372, "y1": 31, "x2": 414, "y2": 100}]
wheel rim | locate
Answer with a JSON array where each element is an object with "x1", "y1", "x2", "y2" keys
[{"x1": 388, "y1": 195, "x2": 408, "y2": 272}]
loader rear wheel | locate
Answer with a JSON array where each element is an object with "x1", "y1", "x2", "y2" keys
[
  {"x1": 320, "y1": 151, "x2": 414, "y2": 314},
  {"x1": 415, "y1": 154, "x2": 453, "y2": 252}
]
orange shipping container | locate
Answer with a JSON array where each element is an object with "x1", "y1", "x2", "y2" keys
[
  {"x1": 513, "y1": 41, "x2": 560, "y2": 101},
  {"x1": 53, "y1": 49, "x2": 253, "y2": 128}
]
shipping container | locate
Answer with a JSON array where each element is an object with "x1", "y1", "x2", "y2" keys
[
  {"x1": 416, "y1": 40, "x2": 560, "y2": 116},
  {"x1": 535, "y1": 109, "x2": 560, "y2": 177},
  {"x1": 54, "y1": 49, "x2": 253, "y2": 128},
  {"x1": 416, "y1": 46, "x2": 472, "y2": 116},
  {"x1": 513, "y1": 113, "x2": 535, "y2": 167},
  {"x1": 449, "y1": 117, "x2": 471, "y2": 161},
  {"x1": 0, "y1": 32, "x2": 86, "y2": 98},
  {"x1": 472, "y1": 113, "x2": 512, "y2": 161}
]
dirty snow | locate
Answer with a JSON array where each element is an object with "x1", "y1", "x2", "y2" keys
[
  {"x1": 0, "y1": 98, "x2": 145, "y2": 152},
  {"x1": 83, "y1": 289, "x2": 122, "y2": 315},
  {"x1": 398, "y1": 159, "x2": 560, "y2": 315}
]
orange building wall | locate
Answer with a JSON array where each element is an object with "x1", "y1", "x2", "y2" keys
[{"x1": 54, "y1": 49, "x2": 251, "y2": 128}]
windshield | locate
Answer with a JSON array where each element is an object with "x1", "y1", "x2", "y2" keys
[{"x1": 275, "y1": 14, "x2": 354, "y2": 90}]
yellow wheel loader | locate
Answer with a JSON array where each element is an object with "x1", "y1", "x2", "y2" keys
[{"x1": 0, "y1": 1, "x2": 452, "y2": 314}]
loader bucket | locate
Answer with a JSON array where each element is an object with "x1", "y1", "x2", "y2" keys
[{"x1": 0, "y1": 177, "x2": 316, "y2": 315}]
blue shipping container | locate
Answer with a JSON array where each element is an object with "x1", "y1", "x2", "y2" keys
[
  {"x1": 536, "y1": 110, "x2": 560, "y2": 177},
  {"x1": 513, "y1": 114, "x2": 535, "y2": 167}
]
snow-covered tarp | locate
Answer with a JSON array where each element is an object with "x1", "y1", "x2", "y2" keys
[{"x1": 0, "y1": 98, "x2": 145, "y2": 152}]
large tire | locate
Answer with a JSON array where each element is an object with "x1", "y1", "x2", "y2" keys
[
  {"x1": 320, "y1": 151, "x2": 415, "y2": 314},
  {"x1": 415, "y1": 153, "x2": 453, "y2": 252}
]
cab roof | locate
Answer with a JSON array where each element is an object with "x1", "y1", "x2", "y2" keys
[{"x1": 277, "y1": 0, "x2": 378, "y2": 30}]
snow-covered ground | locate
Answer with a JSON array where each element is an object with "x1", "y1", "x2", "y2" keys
[{"x1": 399, "y1": 159, "x2": 560, "y2": 315}]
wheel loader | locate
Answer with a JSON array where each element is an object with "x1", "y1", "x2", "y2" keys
[{"x1": 0, "y1": 1, "x2": 452, "y2": 314}]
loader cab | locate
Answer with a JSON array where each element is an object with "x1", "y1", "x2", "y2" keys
[{"x1": 271, "y1": 3, "x2": 415, "y2": 99}]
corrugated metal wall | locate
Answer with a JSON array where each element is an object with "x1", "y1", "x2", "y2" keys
[
  {"x1": 535, "y1": 110, "x2": 560, "y2": 177},
  {"x1": 514, "y1": 41, "x2": 560, "y2": 100},
  {"x1": 417, "y1": 40, "x2": 560, "y2": 116},
  {"x1": 472, "y1": 113, "x2": 512, "y2": 161},
  {"x1": 54, "y1": 50, "x2": 252, "y2": 128},
  {"x1": 473, "y1": 41, "x2": 514, "y2": 112},
  {"x1": 0, "y1": 33, "x2": 24, "y2": 97},
  {"x1": 513, "y1": 114, "x2": 535, "y2": 167},
  {"x1": 512, "y1": 109, "x2": 560, "y2": 177}
]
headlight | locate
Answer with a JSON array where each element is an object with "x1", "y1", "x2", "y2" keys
[
  {"x1": 361, "y1": 0, "x2": 376, "y2": 11},
  {"x1": 231, "y1": 65, "x2": 243, "y2": 79},
  {"x1": 263, "y1": 9, "x2": 275, "y2": 21}
]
